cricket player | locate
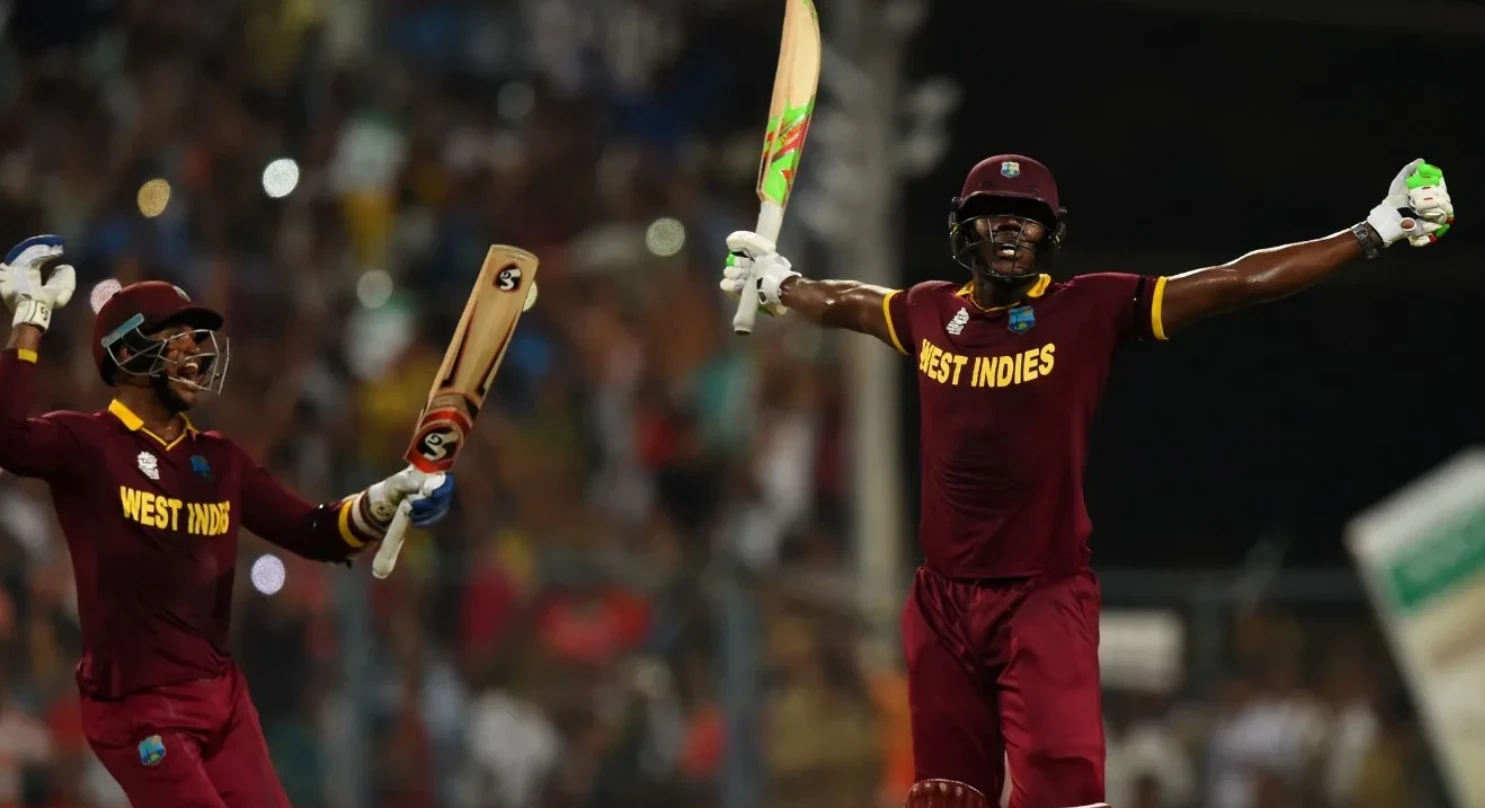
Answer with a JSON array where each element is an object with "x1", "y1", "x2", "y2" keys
[
  {"x1": 0, "y1": 235, "x2": 456, "y2": 808},
  {"x1": 722, "y1": 157, "x2": 1454, "y2": 808}
]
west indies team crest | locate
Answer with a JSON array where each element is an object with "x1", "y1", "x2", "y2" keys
[
  {"x1": 1007, "y1": 305, "x2": 1035, "y2": 334},
  {"x1": 138, "y1": 734, "x2": 166, "y2": 766}
]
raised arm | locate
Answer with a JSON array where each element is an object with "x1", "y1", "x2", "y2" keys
[
  {"x1": 1159, "y1": 159, "x2": 1454, "y2": 338},
  {"x1": 0, "y1": 238, "x2": 82, "y2": 478},
  {"x1": 720, "y1": 231, "x2": 907, "y2": 353}
]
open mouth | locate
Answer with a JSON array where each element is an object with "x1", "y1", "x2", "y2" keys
[
  {"x1": 990, "y1": 245, "x2": 1030, "y2": 274},
  {"x1": 173, "y1": 359, "x2": 203, "y2": 384}
]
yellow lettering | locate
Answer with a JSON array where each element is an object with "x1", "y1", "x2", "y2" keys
[
  {"x1": 187, "y1": 502, "x2": 201, "y2": 535},
  {"x1": 167, "y1": 499, "x2": 183, "y2": 531},
  {"x1": 120, "y1": 487, "x2": 143, "y2": 522},
  {"x1": 1021, "y1": 348, "x2": 1041, "y2": 381},
  {"x1": 995, "y1": 354, "x2": 1015, "y2": 386},
  {"x1": 924, "y1": 343, "x2": 1057, "y2": 390}
]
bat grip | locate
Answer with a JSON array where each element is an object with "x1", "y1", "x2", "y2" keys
[
  {"x1": 371, "y1": 499, "x2": 414, "y2": 579},
  {"x1": 732, "y1": 202, "x2": 786, "y2": 335}
]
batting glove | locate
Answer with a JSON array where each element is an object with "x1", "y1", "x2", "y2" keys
[
  {"x1": 1366, "y1": 159, "x2": 1455, "y2": 248},
  {"x1": 720, "y1": 231, "x2": 799, "y2": 317},
  {"x1": 0, "y1": 235, "x2": 76, "y2": 331},
  {"x1": 365, "y1": 467, "x2": 457, "y2": 529}
]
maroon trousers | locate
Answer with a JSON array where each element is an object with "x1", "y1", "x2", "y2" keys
[
  {"x1": 80, "y1": 664, "x2": 292, "y2": 808},
  {"x1": 902, "y1": 566, "x2": 1109, "y2": 808}
]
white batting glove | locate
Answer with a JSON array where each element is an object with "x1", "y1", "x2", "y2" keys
[
  {"x1": 363, "y1": 465, "x2": 454, "y2": 528},
  {"x1": 720, "y1": 231, "x2": 799, "y2": 317},
  {"x1": 0, "y1": 235, "x2": 76, "y2": 331},
  {"x1": 1366, "y1": 159, "x2": 1454, "y2": 248}
]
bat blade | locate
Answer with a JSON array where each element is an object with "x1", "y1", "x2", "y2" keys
[
  {"x1": 372, "y1": 245, "x2": 539, "y2": 579},
  {"x1": 733, "y1": 0, "x2": 822, "y2": 335},
  {"x1": 755, "y1": 0, "x2": 821, "y2": 213},
  {"x1": 404, "y1": 245, "x2": 538, "y2": 474}
]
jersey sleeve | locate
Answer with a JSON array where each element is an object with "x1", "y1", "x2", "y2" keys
[
  {"x1": 1067, "y1": 272, "x2": 1169, "y2": 343},
  {"x1": 882, "y1": 288, "x2": 913, "y2": 356},
  {"x1": 233, "y1": 440, "x2": 373, "y2": 564},
  {"x1": 0, "y1": 349, "x2": 86, "y2": 479}
]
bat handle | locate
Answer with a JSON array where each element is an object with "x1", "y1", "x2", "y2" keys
[
  {"x1": 371, "y1": 499, "x2": 414, "y2": 579},
  {"x1": 732, "y1": 202, "x2": 786, "y2": 336}
]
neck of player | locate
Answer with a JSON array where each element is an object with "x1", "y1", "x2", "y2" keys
[
  {"x1": 974, "y1": 275, "x2": 1034, "y2": 309},
  {"x1": 115, "y1": 385, "x2": 186, "y2": 440}
]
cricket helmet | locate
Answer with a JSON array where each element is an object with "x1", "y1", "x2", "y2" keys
[
  {"x1": 91, "y1": 280, "x2": 230, "y2": 392},
  {"x1": 948, "y1": 154, "x2": 1067, "y2": 280}
]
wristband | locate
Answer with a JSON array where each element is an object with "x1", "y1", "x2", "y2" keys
[{"x1": 1351, "y1": 223, "x2": 1381, "y2": 259}]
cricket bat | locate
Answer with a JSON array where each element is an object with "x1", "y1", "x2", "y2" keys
[
  {"x1": 732, "y1": 0, "x2": 822, "y2": 335},
  {"x1": 371, "y1": 245, "x2": 539, "y2": 579}
]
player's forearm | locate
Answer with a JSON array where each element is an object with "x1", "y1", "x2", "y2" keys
[
  {"x1": 778, "y1": 276, "x2": 891, "y2": 334},
  {"x1": 5, "y1": 324, "x2": 43, "y2": 353},
  {"x1": 242, "y1": 464, "x2": 385, "y2": 564},
  {"x1": 255, "y1": 499, "x2": 373, "y2": 565},
  {"x1": 1160, "y1": 227, "x2": 1372, "y2": 333}
]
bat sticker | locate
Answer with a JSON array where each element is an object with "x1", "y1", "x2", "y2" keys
[
  {"x1": 412, "y1": 426, "x2": 462, "y2": 466},
  {"x1": 495, "y1": 265, "x2": 523, "y2": 292}
]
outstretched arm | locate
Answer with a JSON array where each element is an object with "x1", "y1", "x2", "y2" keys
[
  {"x1": 239, "y1": 454, "x2": 374, "y2": 564},
  {"x1": 1159, "y1": 228, "x2": 1370, "y2": 336},
  {"x1": 239, "y1": 450, "x2": 456, "y2": 565},
  {"x1": 777, "y1": 277, "x2": 901, "y2": 347},
  {"x1": 1159, "y1": 159, "x2": 1454, "y2": 338},
  {"x1": 721, "y1": 231, "x2": 907, "y2": 353}
]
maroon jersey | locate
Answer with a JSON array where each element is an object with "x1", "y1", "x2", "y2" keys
[
  {"x1": 0, "y1": 349, "x2": 379, "y2": 697},
  {"x1": 884, "y1": 272, "x2": 1167, "y2": 579}
]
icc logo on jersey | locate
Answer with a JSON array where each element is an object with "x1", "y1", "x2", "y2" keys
[
  {"x1": 1008, "y1": 306, "x2": 1035, "y2": 334},
  {"x1": 946, "y1": 308, "x2": 969, "y2": 336},
  {"x1": 137, "y1": 452, "x2": 160, "y2": 481}
]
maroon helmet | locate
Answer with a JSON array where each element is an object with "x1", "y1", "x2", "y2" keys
[
  {"x1": 948, "y1": 154, "x2": 1067, "y2": 281},
  {"x1": 92, "y1": 280, "x2": 229, "y2": 391}
]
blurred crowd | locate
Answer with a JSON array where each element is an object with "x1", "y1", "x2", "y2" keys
[{"x1": 0, "y1": 1, "x2": 1455, "y2": 807}]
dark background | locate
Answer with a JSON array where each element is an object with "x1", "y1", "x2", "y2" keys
[{"x1": 898, "y1": 0, "x2": 1485, "y2": 567}]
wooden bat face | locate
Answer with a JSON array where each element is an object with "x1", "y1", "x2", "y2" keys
[
  {"x1": 755, "y1": 0, "x2": 821, "y2": 211},
  {"x1": 404, "y1": 246, "x2": 539, "y2": 474}
]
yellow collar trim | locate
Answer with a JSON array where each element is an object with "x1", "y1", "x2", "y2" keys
[
  {"x1": 108, "y1": 399, "x2": 199, "y2": 450},
  {"x1": 956, "y1": 274, "x2": 1051, "y2": 312}
]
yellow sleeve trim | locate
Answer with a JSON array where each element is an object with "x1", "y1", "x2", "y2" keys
[
  {"x1": 338, "y1": 496, "x2": 366, "y2": 549},
  {"x1": 1150, "y1": 276, "x2": 1169, "y2": 341},
  {"x1": 15, "y1": 349, "x2": 37, "y2": 363},
  {"x1": 881, "y1": 290, "x2": 908, "y2": 355}
]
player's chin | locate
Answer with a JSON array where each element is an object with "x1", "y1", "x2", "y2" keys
[
  {"x1": 989, "y1": 257, "x2": 1036, "y2": 278},
  {"x1": 166, "y1": 380, "x2": 203, "y2": 408}
]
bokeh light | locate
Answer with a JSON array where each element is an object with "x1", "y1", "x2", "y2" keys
[
  {"x1": 137, "y1": 179, "x2": 171, "y2": 218},
  {"x1": 250, "y1": 554, "x2": 285, "y2": 596},
  {"x1": 262, "y1": 158, "x2": 300, "y2": 199},
  {"x1": 645, "y1": 217, "x2": 686, "y2": 257},
  {"x1": 357, "y1": 269, "x2": 394, "y2": 309},
  {"x1": 497, "y1": 82, "x2": 535, "y2": 122},
  {"x1": 90, "y1": 279, "x2": 122, "y2": 313}
]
